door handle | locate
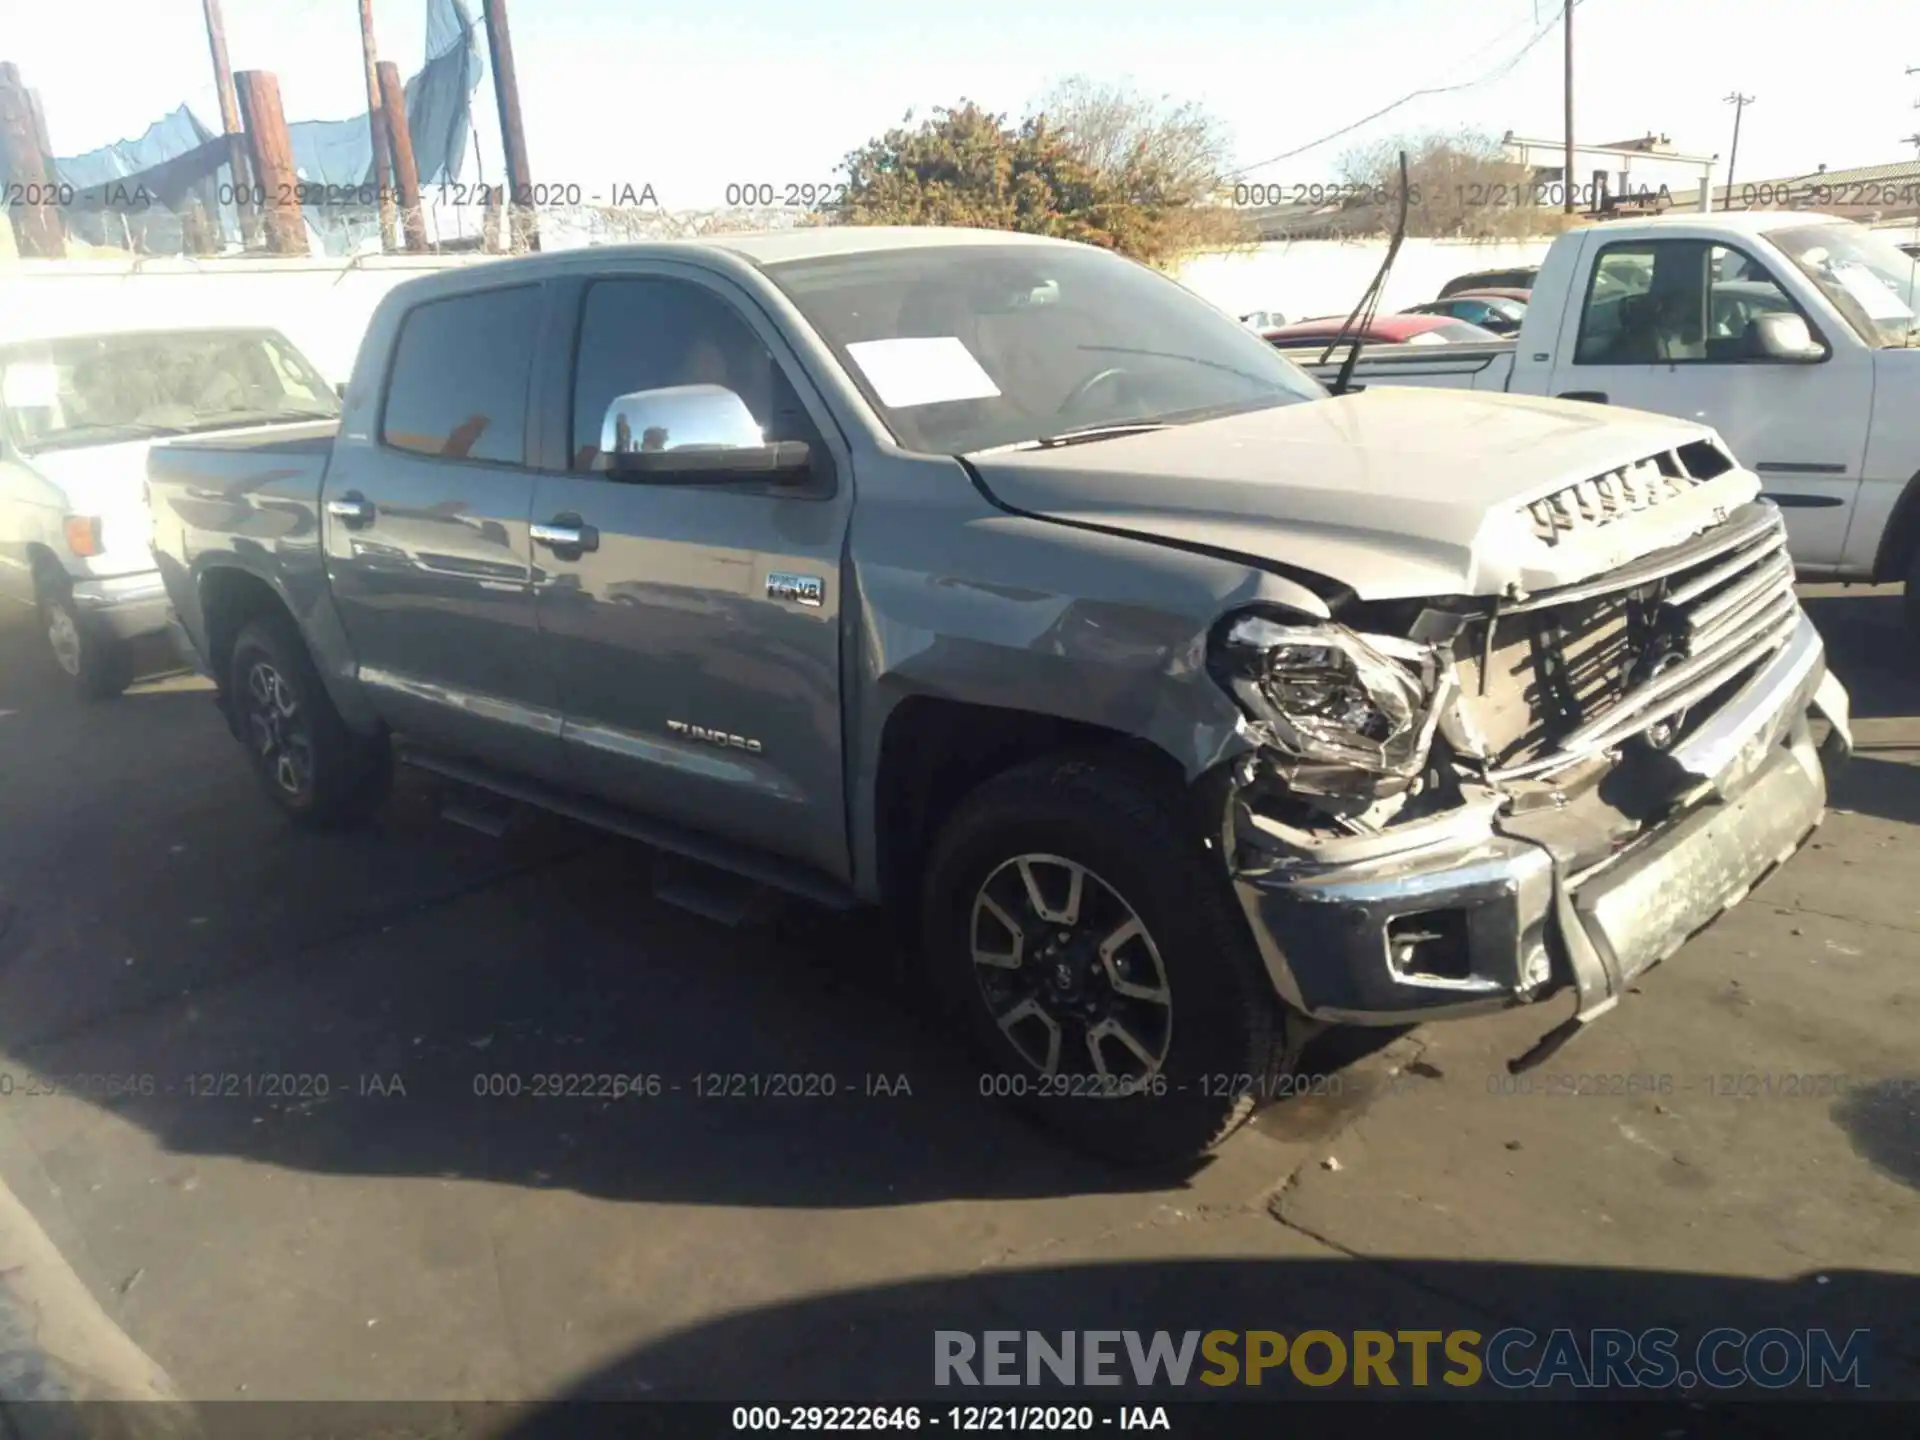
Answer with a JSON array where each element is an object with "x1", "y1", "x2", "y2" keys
[
  {"x1": 1556, "y1": 390, "x2": 1609, "y2": 404},
  {"x1": 326, "y1": 492, "x2": 375, "y2": 526},
  {"x1": 531, "y1": 515, "x2": 599, "y2": 554}
]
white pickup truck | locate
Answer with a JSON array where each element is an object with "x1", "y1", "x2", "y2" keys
[{"x1": 1289, "y1": 212, "x2": 1920, "y2": 631}]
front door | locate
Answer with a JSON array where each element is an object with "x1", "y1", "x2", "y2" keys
[
  {"x1": 528, "y1": 270, "x2": 854, "y2": 881},
  {"x1": 322, "y1": 280, "x2": 563, "y2": 778},
  {"x1": 1546, "y1": 235, "x2": 1872, "y2": 570}
]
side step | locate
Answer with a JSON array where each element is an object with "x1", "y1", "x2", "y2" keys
[
  {"x1": 651, "y1": 853, "x2": 785, "y2": 928},
  {"x1": 398, "y1": 745, "x2": 860, "y2": 917}
]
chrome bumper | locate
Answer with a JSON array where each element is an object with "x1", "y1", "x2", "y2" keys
[
  {"x1": 1232, "y1": 611, "x2": 1849, "y2": 1041},
  {"x1": 70, "y1": 569, "x2": 170, "y2": 641}
]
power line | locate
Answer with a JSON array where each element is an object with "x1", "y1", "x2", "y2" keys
[
  {"x1": 1722, "y1": 92, "x2": 1753, "y2": 212},
  {"x1": 1226, "y1": 0, "x2": 1586, "y2": 180}
]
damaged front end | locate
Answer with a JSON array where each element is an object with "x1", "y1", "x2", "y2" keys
[{"x1": 1211, "y1": 498, "x2": 1853, "y2": 1069}]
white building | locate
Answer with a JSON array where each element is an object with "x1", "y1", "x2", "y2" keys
[{"x1": 1503, "y1": 133, "x2": 1717, "y2": 208}]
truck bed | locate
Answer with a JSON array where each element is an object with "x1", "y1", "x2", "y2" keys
[
  {"x1": 1281, "y1": 339, "x2": 1517, "y2": 392},
  {"x1": 147, "y1": 421, "x2": 340, "y2": 598}
]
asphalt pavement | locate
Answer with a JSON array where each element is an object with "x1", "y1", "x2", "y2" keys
[{"x1": 0, "y1": 585, "x2": 1914, "y2": 1429}]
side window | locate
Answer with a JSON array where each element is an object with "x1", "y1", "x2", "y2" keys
[
  {"x1": 381, "y1": 285, "x2": 541, "y2": 464},
  {"x1": 569, "y1": 278, "x2": 814, "y2": 473},
  {"x1": 1575, "y1": 241, "x2": 1709, "y2": 365},
  {"x1": 1704, "y1": 243, "x2": 1800, "y2": 357}
]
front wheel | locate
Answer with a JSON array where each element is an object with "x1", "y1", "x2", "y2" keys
[
  {"x1": 229, "y1": 613, "x2": 391, "y2": 827},
  {"x1": 39, "y1": 586, "x2": 130, "y2": 701},
  {"x1": 922, "y1": 752, "x2": 1291, "y2": 1166}
]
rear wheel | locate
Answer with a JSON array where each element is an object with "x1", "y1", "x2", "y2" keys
[
  {"x1": 922, "y1": 751, "x2": 1292, "y2": 1166},
  {"x1": 1905, "y1": 546, "x2": 1920, "y2": 640},
  {"x1": 229, "y1": 613, "x2": 391, "y2": 827},
  {"x1": 37, "y1": 581, "x2": 131, "y2": 701}
]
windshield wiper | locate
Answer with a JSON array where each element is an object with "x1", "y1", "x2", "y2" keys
[{"x1": 1023, "y1": 421, "x2": 1173, "y2": 450}]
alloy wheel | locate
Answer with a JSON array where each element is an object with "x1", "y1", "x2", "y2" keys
[
  {"x1": 244, "y1": 660, "x2": 313, "y2": 799},
  {"x1": 46, "y1": 603, "x2": 82, "y2": 677},
  {"x1": 969, "y1": 853, "x2": 1173, "y2": 1088}
]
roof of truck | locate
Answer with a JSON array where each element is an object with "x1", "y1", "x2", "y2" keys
[
  {"x1": 1586, "y1": 210, "x2": 1846, "y2": 235},
  {"x1": 708, "y1": 225, "x2": 1079, "y2": 263}
]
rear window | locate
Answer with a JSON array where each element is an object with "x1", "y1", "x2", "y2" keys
[{"x1": 381, "y1": 285, "x2": 541, "y2": 465}]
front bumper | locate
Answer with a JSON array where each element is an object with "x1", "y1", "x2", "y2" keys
[
  {"x1": 1232, "y1": 610, "x2": 1847, "y2": 1035},
  {"x1": 69, "y1": 569, "x2": 170, "y2": 642}
]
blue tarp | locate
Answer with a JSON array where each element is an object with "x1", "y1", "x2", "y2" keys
[{"x1": 7, "y1": 0, "x2": 484, "y2": 255}]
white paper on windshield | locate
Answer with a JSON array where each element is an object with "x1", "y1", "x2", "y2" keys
[
  {"x1": 1833, "y1": 262, "x2": 1914, "y2": 321},
  {"x1": 845, "y1": 337, "x2": 1001, "y2": 408},
  {"x1": 1, "y1": 362, "x2": 59, "y2": 408}
]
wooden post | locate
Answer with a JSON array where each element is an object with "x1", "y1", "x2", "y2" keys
[
  {"x1": 482, "y1": 183, "x2": 503, "y2": 252},
  {"x1": 200, "y1": 0, "x2": 258, "y2": 247},
  {"x1": 234, "y1": 70, "x2": 307, "y2": 254},
  {"x1": 481, "y1": 0, "x2": 539, "y2": 251},
  {"x1": 377, "y1": 61, "x2": 429, "y2": 252},
  {"x1": 358, "y1": 0, "x2": 398, "y2": 251},
  {"x1": 0, "y1": 62, "x2": 66, "y2": 257}
]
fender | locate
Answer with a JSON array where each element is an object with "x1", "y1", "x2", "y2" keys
[{"x1": 1869, "y1": 465, "x2": 1920, "y2": 583}]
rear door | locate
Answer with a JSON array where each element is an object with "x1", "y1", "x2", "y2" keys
[
  {"x1": 321, "y1": 281, "x2": 564, "y2": 778},
  {"x1": 1544, "y1": 235, "x2": 1870, "y2": 569},
  {"x1": 525, "y1": 267, "x2": 855, "y2": 881}
]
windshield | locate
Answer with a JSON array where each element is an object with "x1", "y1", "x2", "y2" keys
[
  {"x1": 0, "y1": 330, "x2": 339, "y2": 455},
  {"x1": 765, "y1": 243, "x2": 1325, "y2": 455},
  {"x1": 1767, "y1": 222, "x2": 1920, "y2": 349}
]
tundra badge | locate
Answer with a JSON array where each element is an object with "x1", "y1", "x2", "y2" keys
[
  {"x1": 767, "y1": 571, "x2": 824, "y2": 607},
  {"x1": 667, "y1": 720, "x2": 764, "y2": 754}
]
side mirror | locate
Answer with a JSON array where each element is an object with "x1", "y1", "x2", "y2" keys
[
  {"x1": 1748, "y1": 312, "x2": 1826, "y2": 363},
  {"x1": 599, "y1": 383, "x2": 815, "y2": 488}
]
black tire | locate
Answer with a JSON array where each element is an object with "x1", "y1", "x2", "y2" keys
[
  {"x1": 228, "y1": 612, "x2": 391, "y2": 827},
  {"x1": 921, "y1": 751, "x2": 1290, "y2": 1166},
  {"x1": 37, "y1": 583, "x2": 131, "y2": 701},
  {"x1": 1905, "y1": 546, "x2": 1920, "y2": 640}
]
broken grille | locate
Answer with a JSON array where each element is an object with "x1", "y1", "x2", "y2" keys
[
  {"x1": 1524, "y1": 440, "x2": 1735, "y2": 547},
  {"x1": 1456, "y1": 502, "x2": 1795, "y2": 779}
]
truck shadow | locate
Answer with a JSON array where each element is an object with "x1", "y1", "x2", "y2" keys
[
  {"x1": 1798, "y1": 587, "x2": 1920, "y2": 827},
  {"x1": 180, "y1": 1258, "x2": 1916, "y2": 1434},
  {"x1": 0, "y1": 592, "x2": 1902, "y2": 1212}
]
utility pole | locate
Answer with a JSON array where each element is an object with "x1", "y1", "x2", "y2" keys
[
  {"x1": 234, "y1": 70, "x2": 308, "y2": 254},
  {"x1": 357, "y1": 0, "x2": 398, "y2": 251},
  {"x1": 1562, "y1": 0, "x2": 1576, "y2": 214},
  {"x1": 199, "y1": 0, "x2": 258, "y2": 248},
  {"x1": 0, "y1": 62, "x2": 65, "y2": 256},
  {"x1": 1722, "y1": 93, "x2": 1754, "y2": 211},
  {"x1": 377, "y1": 61, "x2": 429, "y2": 251},
  {"x1": 481, "y1": 0, "x2": 539, "y2": 251}
]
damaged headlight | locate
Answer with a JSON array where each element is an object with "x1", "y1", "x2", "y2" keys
[{"x1": 1211, "y1": 614, "x2": 1445, "y2": 779}]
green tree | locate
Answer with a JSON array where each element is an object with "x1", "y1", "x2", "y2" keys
[{"x1": 830, "y1": 89, "x2": 1244, "y2": 267}]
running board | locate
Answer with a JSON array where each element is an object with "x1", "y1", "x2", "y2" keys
[{"x1": 395, "y1": 746, "x2": 860, "y2": 913}]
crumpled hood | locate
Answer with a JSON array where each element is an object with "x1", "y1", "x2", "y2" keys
[{"x1": 966, "y1": 388, "x2": 1762, "y2": 600}]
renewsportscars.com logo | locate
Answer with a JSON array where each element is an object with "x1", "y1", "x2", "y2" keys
[{"x1": 933, "y1": 1328, "x2": 1872, "y2": 1391}]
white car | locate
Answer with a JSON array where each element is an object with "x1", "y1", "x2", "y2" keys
[{"x1": 0, "y1": 326, "x2": 340, "y2": 697}]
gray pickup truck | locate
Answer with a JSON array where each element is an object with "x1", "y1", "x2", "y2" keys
[{"x1": 147, "y1": 226, "x2": 1853, "y2": 1164}]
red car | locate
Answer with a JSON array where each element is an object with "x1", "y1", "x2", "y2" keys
[{"x1": 1261, "y1": 312, "x2": 1501, "y2": 348}]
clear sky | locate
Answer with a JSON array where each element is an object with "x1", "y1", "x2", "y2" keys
[{"x1": 12, "y1": 0, "x2": 1920, "y2": 209}]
